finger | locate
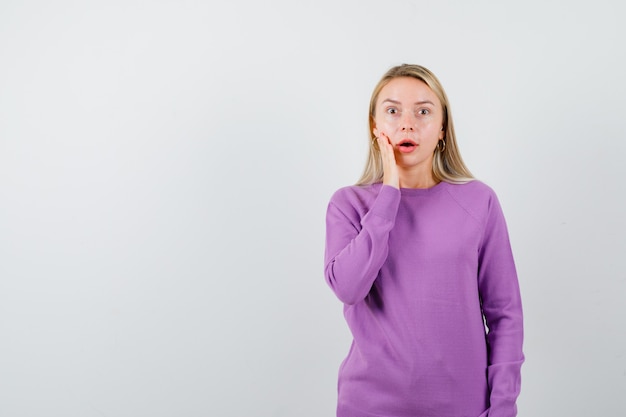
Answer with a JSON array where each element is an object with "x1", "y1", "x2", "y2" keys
[
  {"x1": 379, "y1": 140, "x2": 393, "y2": 166},
  {"x1": 377, "y1": 133, "x2": 389, "y2": 151},
  {"x1": 378, "y1": 134, "x2": 394, "y2": 159},
  {"x1": 376, "y1": 136, "x2": 388, "y2": 155}
]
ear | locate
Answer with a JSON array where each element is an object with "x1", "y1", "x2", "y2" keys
[
  {"x1": 373, "y1": 127, "x2": 380, "y2": 137},
  {"x1": 439, "y1": 126, "x2": 445, "y2": 140}
]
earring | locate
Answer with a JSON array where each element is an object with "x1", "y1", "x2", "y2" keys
[{"x1": 437, "y1": 139, "x2": 446, "y2": 152}]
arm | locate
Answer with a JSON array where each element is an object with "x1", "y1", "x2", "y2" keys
[
  {"x1": 477, "y1": 193, "x2": 524, "y2": 417},
  {"x1": 324, "y1": 185, "x2": 400, "y2": 305}
]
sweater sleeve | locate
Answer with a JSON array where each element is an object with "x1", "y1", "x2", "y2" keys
[
  {"x1": 324, "y1": 185, "x2": 401, "y2": 305},
  {"x1": 477, "y1": 192, "x2": 524, "y2": 417}
]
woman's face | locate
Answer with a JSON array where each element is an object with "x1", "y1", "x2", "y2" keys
[{"x1": 373, "y1": 76, "x2": 444, "y2": 170}]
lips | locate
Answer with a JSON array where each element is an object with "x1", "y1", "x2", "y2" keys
[{"x1": 397, "y1": 139, "x2": 418, "y2": 153}]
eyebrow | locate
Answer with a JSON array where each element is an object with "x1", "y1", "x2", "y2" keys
[{"x1": 381, "y1": 99, "x2": 436, "y2": 106}]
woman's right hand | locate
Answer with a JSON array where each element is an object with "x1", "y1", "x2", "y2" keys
[{"x1": 376, "y1": 133, "x2": 400, "y2": 189}]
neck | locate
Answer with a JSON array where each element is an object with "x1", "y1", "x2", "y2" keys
[{"x1": 398, "y1": 166, "x2": 438, "y2": 189}]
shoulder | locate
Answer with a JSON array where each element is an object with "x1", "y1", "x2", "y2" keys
[
  {"x1": 327, "y1": 183, "x2": 384, "y2": 222},
  {"x1": 329, "y1": 183, "x2": 382, "y2": 207},
  {"x1": 445, "y1": 179, "x2": 497, "y2": 200},
  {"x1": 443, "y1": 180, "x2": 502, "y2": 224}
]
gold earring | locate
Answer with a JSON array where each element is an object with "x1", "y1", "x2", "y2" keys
[{"x1": 437, "y1": 139, "x2": 446, "y2": 152}]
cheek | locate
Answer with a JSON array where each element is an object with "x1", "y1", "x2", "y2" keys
[
  {"x1": 373, "y1": 116, "x2": 395, "y2": 132},
  {"x1": 423, "y1": 120, "x2": 442, "y2": 135}
]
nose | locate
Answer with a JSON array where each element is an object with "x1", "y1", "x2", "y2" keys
[{"x1": 401, "y1": 112, "x2": 416, "y2": 131}]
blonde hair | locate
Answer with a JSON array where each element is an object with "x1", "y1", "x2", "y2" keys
[{"x1": 357, "y1": 64, "x2": 473, "y2": 185}]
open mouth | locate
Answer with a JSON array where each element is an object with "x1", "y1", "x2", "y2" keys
[{"x1": 397, "y1": 139, "x2": 417, "y2": 152}]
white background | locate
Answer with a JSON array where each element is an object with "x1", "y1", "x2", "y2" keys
[{"x1": 1, "y1": 1, "x2": 625, "y2": 416}]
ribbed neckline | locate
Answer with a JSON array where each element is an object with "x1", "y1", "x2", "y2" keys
[{"x1": 398, "y1": 180, "x2": 449, "y2": 196}]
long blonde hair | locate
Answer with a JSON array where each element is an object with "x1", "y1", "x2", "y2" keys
[{"x1": 357, "y1": 64, "x2": 473, "y2": 185}]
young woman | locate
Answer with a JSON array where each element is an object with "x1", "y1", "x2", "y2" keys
[{"x1": 324, "y1": 64, "x2": 524, "y2": 417}]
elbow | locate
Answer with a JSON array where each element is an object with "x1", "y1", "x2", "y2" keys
[
  {"x1": 324, "y1": 264, "x2": 366, "y2": 306},
  {"x1": 331, "y1": 284, "x2": 363, "y2": 306}
]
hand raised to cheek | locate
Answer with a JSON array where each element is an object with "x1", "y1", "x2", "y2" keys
[{"x1": 375, "y1": 132, "x2": 400, "y2": 189}]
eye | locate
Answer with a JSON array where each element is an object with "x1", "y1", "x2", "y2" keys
[
  {"x1": 386, "y1": 107, "x2": 398, "y2": 115},
  {"x1": 418, "y1": 108, "x2": 430, "y2": 115}
]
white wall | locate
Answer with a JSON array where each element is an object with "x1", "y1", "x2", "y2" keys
[{"x1": 1, "y1": 1, "x2": 624, "y2": 416}]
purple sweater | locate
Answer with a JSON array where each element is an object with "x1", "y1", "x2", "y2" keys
[{"x1": 324, "y1": 181, "x2": 524, "y2": 417}]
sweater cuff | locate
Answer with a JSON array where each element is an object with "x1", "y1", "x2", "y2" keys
[{"x1": 365, "y1": 185, "x2": 401, "y2": 222}]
